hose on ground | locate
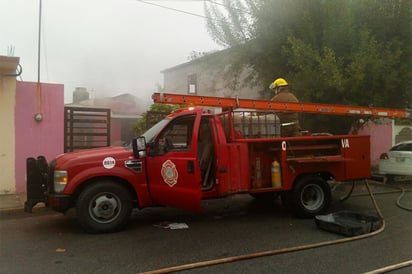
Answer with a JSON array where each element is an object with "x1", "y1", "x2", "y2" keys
[
  {"x1": 363, "y1": 259, "x2": 412, "y2": 274},
  {"x1": 141, "y1": 179, "x2": 388, "y2": 274},
  {"x1": 338, "y1": 181, "x2": 412, "y2": 212}
]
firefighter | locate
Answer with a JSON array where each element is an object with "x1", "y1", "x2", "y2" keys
[{"x1": 269, "y1": 78, "x2": 301, "y2": 137}]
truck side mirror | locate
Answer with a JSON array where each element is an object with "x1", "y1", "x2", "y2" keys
[{"x1": 132, "y1": 136, "x2": 146, "y2": 158}]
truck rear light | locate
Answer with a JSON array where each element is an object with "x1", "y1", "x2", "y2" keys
[
  {"x1": 379, "y1": 153, "x2": 389, "y2": 160},
  {"x1": 54, "y1": 170, "x2": 68, "y2": 193}
]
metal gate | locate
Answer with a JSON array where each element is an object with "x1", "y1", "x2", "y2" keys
[{"x1": 64, "y1": 106, "x2": 111, "y2": 152}]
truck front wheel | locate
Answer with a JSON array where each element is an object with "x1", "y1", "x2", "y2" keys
[
  {"x1": 76, "y1": 181, "x2": 132, "y2": 233},
  {"x1": 291, "y1": 175, "x2": 331, "y2": 218}
]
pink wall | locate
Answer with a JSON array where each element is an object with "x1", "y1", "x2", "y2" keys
[
  {"x1": 15, "y1": 81, "x2": 64, "y2": 192},
  {"x1": 354, "y1": 121, "x2": 392, "y2": 166}
]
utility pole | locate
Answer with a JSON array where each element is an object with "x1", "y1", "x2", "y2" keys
[{"x1": 35, "y1": 0, "x2": 43, "y2": 122}]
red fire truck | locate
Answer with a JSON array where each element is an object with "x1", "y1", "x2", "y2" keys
[{"x1": 25, "y1": 93, "x2": 410, "y2": 233}]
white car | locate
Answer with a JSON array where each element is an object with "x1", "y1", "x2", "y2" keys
[{"x1": 379, "y1": 140, "x2": 412, "y2": 182}]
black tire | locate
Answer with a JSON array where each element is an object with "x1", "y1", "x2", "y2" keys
[
  {"x1": 76, "y1": 181, "x2": 133, "y2": 233},
  {"x1": 290, "y1": 175, "x2": 331, "y2": 218}
]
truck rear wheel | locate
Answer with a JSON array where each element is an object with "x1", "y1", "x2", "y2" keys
[
  {"x1": 290, "y1": 175, "x2": 331, "y2": 218},
  {"x1": 76, "y1": 181, "x2": 132, "y2": 233}
]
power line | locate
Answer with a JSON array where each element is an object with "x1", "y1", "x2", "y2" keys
[
  {"x1": 205, "y1": 0, "x2": 253, "y2": 15},
  {"x1": 137, "y1": 0, "x2": 253, "y2": 20},
  {"x1": 136, "y1": 0, "x2": 253, "y2": 22},
  {"x1": 136, "y1": 0, "x2": 208, "y2": 19}
]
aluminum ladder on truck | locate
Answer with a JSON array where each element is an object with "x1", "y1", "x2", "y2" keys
[{"x1": 152, "y1": 92, "x2": 411, "y2": 119}]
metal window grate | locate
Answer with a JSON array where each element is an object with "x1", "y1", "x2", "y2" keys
[{"x1": 64, "y1": 107, "x2": 111, "y2": 152}]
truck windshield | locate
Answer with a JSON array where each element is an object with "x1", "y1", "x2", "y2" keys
[{"x1": 142, "y1": 118, "x2": 170, "y2": 143}]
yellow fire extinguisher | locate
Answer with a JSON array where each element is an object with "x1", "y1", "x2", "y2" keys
[{"x1": 271, "y1": 160, "x2": 281, "y2": 188}]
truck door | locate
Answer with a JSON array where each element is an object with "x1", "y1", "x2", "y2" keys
[{"x1": 146, "y1": 109, "x2": 203, "y2": 212}]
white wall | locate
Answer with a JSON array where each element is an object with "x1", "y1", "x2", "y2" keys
[
  {"x1": 0, "y1": 56, "x2": 18, "y2": 194},
  {"x1": 163, "y1": 55, "x2": 262, "y2": 99}
]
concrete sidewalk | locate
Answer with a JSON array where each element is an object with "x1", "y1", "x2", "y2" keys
[
  {"x1": 0, "y1": 193, "x2": 50, "y2": 217},
  {"x1": 0, "y1": 193, "x2": 28, "y2": 212}
]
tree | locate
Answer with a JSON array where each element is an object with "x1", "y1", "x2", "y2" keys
[
  {"x1": 133, "y1": 104, "x2": 181, "y2": 136},
  {"x1": 204, "y1": 0, "x2": 412, "y2": 133},
  {"x1": 204, "y1": 0, "x2": 258, "y2": 47}
]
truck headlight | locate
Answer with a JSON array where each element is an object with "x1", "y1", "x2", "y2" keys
[{"x1": 54, "y1": 170, "x2": 68, "y2": 193}]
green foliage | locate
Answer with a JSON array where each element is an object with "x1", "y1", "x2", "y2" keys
[
  {"x1": 204, "y1": 0, "x2": 258, "y2": 47},
  {"x1": 133, "y1": 104, "x2": 181, "y2": 136},
  {"x1": 205, "y1": 0, "x2": 412, "y2": 133}
]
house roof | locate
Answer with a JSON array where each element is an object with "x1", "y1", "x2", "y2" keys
[
  {"x1": 65, "y1": 93, "x2": 147, "y2": 119},
  {"x1": 160, "y1": 49, "x2": 226, "y2": 73}
]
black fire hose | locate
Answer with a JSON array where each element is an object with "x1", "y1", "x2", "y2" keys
[{"x1": 141, "y1": 179, "x2": 392, "y2": 274}]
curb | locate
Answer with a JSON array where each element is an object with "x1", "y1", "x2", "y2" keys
[
  {"x1": 0, "y1": 193, "x2": 26, "y2": 212},
  {"x1": 0, "y1": 193, "x2": 45, "y2": 215},
  {"x1": 0, "y1": 204, "x2": 48, "y2": 218}
]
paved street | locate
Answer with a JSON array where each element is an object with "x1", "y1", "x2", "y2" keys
[{"x1": 0, "y1": 181, "x2": 411, "y2": 274}]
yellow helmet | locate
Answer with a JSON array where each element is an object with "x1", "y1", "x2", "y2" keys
[{"x1": 269, "y1": 78, "x2": 288, "y2": 89}]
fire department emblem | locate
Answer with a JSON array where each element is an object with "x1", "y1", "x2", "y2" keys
[{"x1": 161, "y1": 160, "x2": 178, "y2": 187}]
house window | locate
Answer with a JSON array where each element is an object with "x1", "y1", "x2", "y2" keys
[{"x1": 188, "y1": 74, "x2": 197, "y2": 94}]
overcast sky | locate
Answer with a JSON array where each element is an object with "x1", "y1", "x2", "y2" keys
[{"x1": 0, "y1": 0, "x2": 222, "y2": 104}]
